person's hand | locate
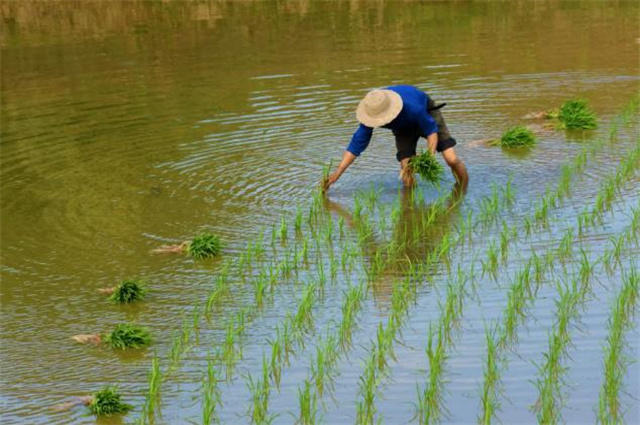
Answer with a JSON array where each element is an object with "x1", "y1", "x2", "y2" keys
[{"x1": 322, "y1": 172, "x2": 340, "y2": 192}]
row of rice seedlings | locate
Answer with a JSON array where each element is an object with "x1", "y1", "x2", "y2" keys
[
  {"x1": 596, "y1": 267, "x2": 639, "y2": 424},
  {"x1": 579, "y1": 140, "x2": 640, "y2": 230},
  {"x1": 245, "y1": 272, "x2": 327, "y2": 421},
  {"x1": 415, "y1": 267, "x2": 469, "y2": 425},
  {"x1": 350, "y1": 182, "x2": 517, "y2": 423},
  {"x1": 533, "y1": 279, "x2": 583, "y2": 424},
  {"x1": 135, "y1": 189, "x2": 337, "y2": 423},
  {"x1": 480, "y1": 205, "x2": 640, "y2": 424}
]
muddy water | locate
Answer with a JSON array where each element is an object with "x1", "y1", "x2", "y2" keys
[{"x1": 1, "y1": 1, "x2": 639, "y2": 424}]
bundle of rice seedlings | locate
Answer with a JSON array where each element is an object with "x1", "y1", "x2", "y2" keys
[
  {"x1": 409, "y1": 151, "x2": 444, "y2": 185},
  {"x1": 557, "y1": 99, "x2": 597, "y2": 129},
  {"x1": 188, "y1": 232, "x2": 222, "y2": 259},
  {"x1": 109, "y1": 279, "x2": 147, "y2": 304},
  {"x1": 104, "y1": 323, "x2": 151, "y2": 350},
  {"x1": 88, "y1": 386, "x2": 133, "y2": 416},
  {"x1": 490, "y1": 126, "x2": 536, "y2": 148}
]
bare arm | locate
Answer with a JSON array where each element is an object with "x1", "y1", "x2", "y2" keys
[
  {"x1": 426, "y1": 132, "x2": 438, "y2": 154},
  {"x1": 323, "y1": 150, "x2": 357, "y2": 192}
]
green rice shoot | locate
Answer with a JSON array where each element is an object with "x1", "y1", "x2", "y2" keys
[
  {"x1": 491, "y1": 126, "x2": 536, "y2": 148},
  {"x1": 88, "y1": 386, "x2": 133, "y2": 416},
  {"x1": 409, "y1": 151, "x2": 444, "y2": 185},
  {"x1": 109, "y1": 279, "x2": 147, "y2": 304},
  {"x1": 557, "y1": 99, "x2": 598, "y2": 130},
  {"x1": 104, "y1": 323, "x2": 151, "y2": 350},
  {"x1": 188, "y1": 232, "x2": 222, "y2": 259}
]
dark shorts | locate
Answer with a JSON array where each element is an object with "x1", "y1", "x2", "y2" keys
[{"x1": 395, "y1": 97, "x2": 456, "y2": 162}]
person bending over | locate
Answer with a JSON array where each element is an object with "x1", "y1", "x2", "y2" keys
[{"x1": 323, "y1": 85, "x2": 468, "y2": 191}]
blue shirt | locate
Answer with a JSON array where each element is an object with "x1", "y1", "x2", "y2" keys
[{"x1": 346, "y1": 85, "x2": 438, "y2": 156}]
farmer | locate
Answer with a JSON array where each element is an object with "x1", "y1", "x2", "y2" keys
[{"x1": 323, "y1": 85, "x2": 468, "y2": 191}]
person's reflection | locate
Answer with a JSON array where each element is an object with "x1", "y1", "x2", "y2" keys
[{"x1": 323, "y1": 183, "x2": 464, "y2": 307}]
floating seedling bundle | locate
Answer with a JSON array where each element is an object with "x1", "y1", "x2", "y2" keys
[
  {"x1": 88, "y1": 386, "x2": 133, "y2": 416},
  {"x1": 489, "y1": 126, "x2": 536, "y2": 148},
  {"x1": 104, "y1": 323, "x2": 151, "y2": 350},
  {"x1": 409, "y1": 151, "x2": 444, "y2": 185},
  {"x1": 557, "y1": 99, "x2": 598, "y2": 130},
  {"x1": 188, "y1": 232, "x2": 222, "y2": 259},
  {"x1": 110, "y1": 279, "x2": 147, "y2": 304}
]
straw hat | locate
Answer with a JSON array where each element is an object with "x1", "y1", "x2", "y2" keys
[{"x1": 356, "y1": 89, "x2": 403, "y2": 128}]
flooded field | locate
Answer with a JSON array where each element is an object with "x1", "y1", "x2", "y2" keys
[{"x1": 1, "y1": 1, "x2": 639, "y2": 424}]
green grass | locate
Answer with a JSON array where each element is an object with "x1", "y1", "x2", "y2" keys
[
  {"x1": 491, "y1": 126, "x2": 536, "y2": 148},
  {"x1": 557, "y1": 99, "x2": 597, "y2": 130},
  {"x1": 104, "y1": 323, "x2": 151, "y2": 350},
  {"x1": 409, "y1": 151, "x2": 444, "y2": 185},
  {"x1": 88, "y1": 386, "x2": 133, "y2": 416},
  {"x1": 188, "y1": 232, "x2": 222, "y2": 259},
  {"x1": 109, "y1": 279, "x2": 147, "y2": 304}
]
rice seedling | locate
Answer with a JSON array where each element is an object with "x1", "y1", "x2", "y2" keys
[
  {"x1": 104, "y1": 323, "x2": 151, "y2": 350},
  {"x1": 188, "y1": 232, "x2": 222, "y2": 259},
  {"x1": 108, "y1": 279, "x2": 147, "y2": 304},
  {"x1": 87, "y1": 386, "x2": 133, "y2": 416},
  {"x1": 489, "y1": 126, "x2": 536, "y2": 148},
  {"x1": 409, "y1": 151, "x2": 444, "y2": 186},
  {"x1": 339, "y1": 284, "x2": 365, "y2": 350},
  {"x1": 297, "y1": 379, "x2": 318, "y2": 425},
  {"x1": 479, "y1": 325, "x2": 501, "y2": 425},
  {"x1": 293, "y1": 282, "x2": 317, "y2": 334},
  {"x1": 253, "y1": 273, "x2": 268, "y2": 308},
  {"x1": 295, "y1": 206, "x2": 303, "y2": 234},
  {"x1": 311, "y1": 335, "x2": 338, "y2": 398},
  {"x1": 206, "y1": 273, "x2": 230, "y2": 313},
  {"x1": 557, "y1": 227, "x2": 574, "y2": 259},
  {"x1": 481, "y1": 240, "x2": 499, "y2": 280},
  {"x1": 597, "y1": 268, "x2": 639, "y2": 424},
  {"x1": 499, "y1": 221, "x2": 512, "y2": 262},
  {"x1": 202, "y1": 358, "x2": 221, "y2": 425},
  {"x1": 279, "y1": 217, "x2": 288, "y2": 241},
  {"x1": 143, "y1": 355, "x2": 162, "y2": 420},
  {"x1": 247, "y1": 354, "x2": 273, "y2": 425},
  {"x1": 356, "y1": 356, "x2": 378, "y2": 425},
  {"x1": 222, "y1": 320, "x2": 242, "y2": 379},
  {"x1": 416, "y1": 324, "x2": 447, "y2": 425},
  {"x1": 603, "y1": 233, "x2": 626, "y2": 274},
  {"x1": 557, "y1": 99, "x2": 598, "y2": 130}
]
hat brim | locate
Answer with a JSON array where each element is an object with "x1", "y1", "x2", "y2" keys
[{"x1": 356, "y1": 90, "x2": 403, "y2": 128}]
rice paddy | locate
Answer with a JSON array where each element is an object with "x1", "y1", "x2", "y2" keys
[
  {"x1": 51, "y1": 100, "x2": 639, "y2": 423},
  {"x1": 5, "y1": 4, "x2": 640, "y2": 425}
]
